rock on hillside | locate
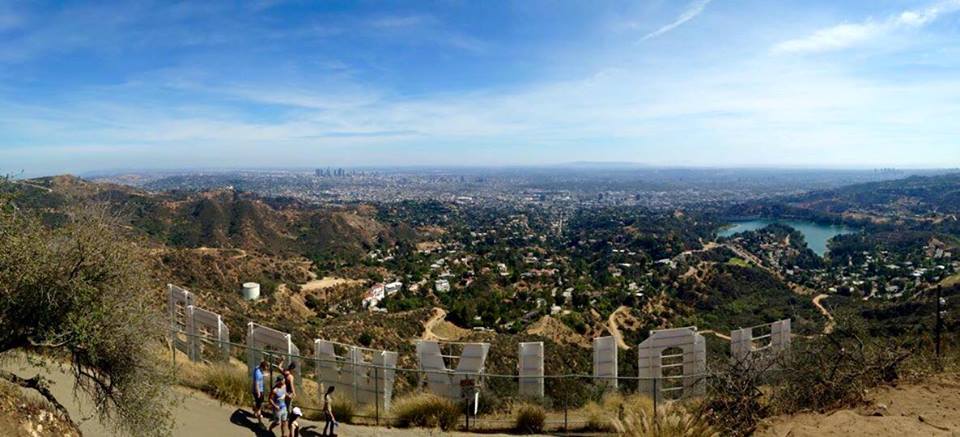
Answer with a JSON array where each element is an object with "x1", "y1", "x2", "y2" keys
[{"x1": 0, "y1": 379, "x2": 80, "y2": 437}]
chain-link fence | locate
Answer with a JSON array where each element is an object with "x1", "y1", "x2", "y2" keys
[{"x1": 169, "y1": 328, "x2": 726, "y2": 432}]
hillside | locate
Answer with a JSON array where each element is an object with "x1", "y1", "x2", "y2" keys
[
  {"x1": 4, "y1": 175, "x2": 415, "y2": 259},
  {"x1": 732, "y1": 172, "x2": 960, "y2": 223},
  {"x1": 2, "y1": 175, "x2": 828, "y2": 347},
  {"x1": 787, "y1": 172, "x2": 960, "y2": 216}
]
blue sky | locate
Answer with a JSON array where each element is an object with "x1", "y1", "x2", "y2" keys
[{"x1": 1, "y1": 0, "x2": 960, "y2": 176}]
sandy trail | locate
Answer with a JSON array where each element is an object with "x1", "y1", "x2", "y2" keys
[
  {"x1": 606, "y1": 306, "x2": 631, "y2": 350},
  {"x1": 420, "y1": 308, "x2": 448, "y2": 341},
  {"x1": 2, "y1": 356, "x2": 523, "y2": 437},
  {"x1": 299, "y1": 276, "x2": 364, "y2": 293},
  {"x1": 812, "y1": 293, "x2": 835, "y2": 334},
  {"x1": 698, "y1": 329, "x2": 732, "y2": 341},
  {"x1": 674, "y1": 241, "x2": 720, "y2": 260}
]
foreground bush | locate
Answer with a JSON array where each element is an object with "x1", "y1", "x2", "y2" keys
[
  {"x1": 773, "y1": 312, "x2": 914, "y2": 414},
  {"x1": 699, "y1": 312, "x2": 925, "y2": 436},
  {"x1": 580, "y1": 394, "x2": 717, "y2": 437},
  {"x1": 391, "y1": 393, "x2": 460, "y2": 430},
  {"x1": 0, "y1": 203, "x2": 176, "y2": 436},
  {"x1": 612, "y1": 396, "x2": 718, "y2": 437},
  {"x1": 201, "y1": 365, "x2": 251, "y2": 406},
  {"x1": 513, "y1": 403, "x2": 546, "y2": 434},
  {"x1": 331, "y1": 395, "x2": 355, "y2": 424},
  {"x1": 700, "y1": 352, "x2": 776, "y2": 436}
]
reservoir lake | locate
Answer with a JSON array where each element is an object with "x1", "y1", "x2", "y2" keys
[{"x1": 718, "y1": 219, "x2": 855, "y2": 256}]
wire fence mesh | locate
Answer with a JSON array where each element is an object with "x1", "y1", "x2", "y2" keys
[{"x1": 169, "y1": 329, "x2": 722, "y2": 432}]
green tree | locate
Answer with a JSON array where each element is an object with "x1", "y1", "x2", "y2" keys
[{"x1": 0, "y1": 202, "x2": 176, "y2": 436}]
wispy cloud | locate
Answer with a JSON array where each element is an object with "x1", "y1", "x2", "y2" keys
[
  {"x1": 365, "y1": 14, "x2": 487, "y2": 53},
  {"x1": 774, "y1": 0, "x2": 960, "y2": 54},
  {"x1": 639, "y1": 0, "x2": 713, "y2": 42},
  {"x1": 369, "y1": 14, "x2": 431, "y2": 29}
]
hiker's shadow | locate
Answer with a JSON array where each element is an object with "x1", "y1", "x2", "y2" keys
[
  {"x1": 299, "y1": 425, "x2": 336, "y2": 437},
  {"x1": 230, "y1": 409, "x2": 274, "y2": 437}
]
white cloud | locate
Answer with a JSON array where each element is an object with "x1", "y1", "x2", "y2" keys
[
  {"x1": 639, "y1": 0, "x2": 713, "y2": 42},
  {"x1": 774, "y1": 0, "x2": 960, "y2": 54},
  {"x1": 5, "y1": 54, "x2": 960, "y2": 171}
]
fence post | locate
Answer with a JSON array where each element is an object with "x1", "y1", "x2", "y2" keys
[
  {"x1": 652, "y1": 376, "x2": 658, "y2": 422},
  {"x1": 374, "y1": 364, "x2": 380, "y2": 426},
  {"x1": 464, "y1": 394, "x2": 470, "y2": 431},
  {"x1": 563, "y1": 394, "x2": 568, "y2": 434}
]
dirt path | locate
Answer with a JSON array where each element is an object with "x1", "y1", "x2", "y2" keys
[
  {"x1": 719, "y1": 242, "x2": 817, "y2": 295},
  {"x1": 299, "y1": 276, "x2": 365, "y2": 293},
  {"x1": 758, "y1": 375, "x2": 960, "y2": 436},
  {"x1": 192, "y1": 247, "x2": 248, "y2": 259},
  {"x1": 421, "y1": 307, "x2": 450, "y2": 341},
  {"x1": 813, "y1": 293, "x2": 835, "y2": 334},
  {"x1": 2, "y1": 356, "x2": 526, "y2": 437},
  {"x1": 606, "y1": 306, "x2": 631, "y2": 350},
  {"x1": 674, "y1": 241, "x2": 720, "y2": 260},
  {"x1": 15, "y1": 181, "x2": 53, "y2": 193},
  {"x1": 698, "y1": 329, "x2": 732, "y2": 341}
]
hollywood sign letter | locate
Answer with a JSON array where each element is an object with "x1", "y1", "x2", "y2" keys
[
  {"x1": 593, "y1": 336, "x2": 618, "y2": 391},
  {"x1": 518, "y1": 342, "x2": 545, "y2": 398},
  {"x1": 186, "y1": 305, "x2": 230, "y2": 362},
  {"x1": 315, "y1": 340, "x2": 397, "y2": 412},
  {"x1": 247, "y1": 323, "x2": 301, "y2": 388},
  {"x1": 731, "y1": 319, "x2": 791, "y2": 363},
  {"x1": 167, "y1": 284, "x2": 195, "y2": 355},
  {"x1": 637, "y1": 327, "x2": 706, "y2": 399},
  {"x1": 416, "y1": 341, "x2": 489, "y2": 400}
]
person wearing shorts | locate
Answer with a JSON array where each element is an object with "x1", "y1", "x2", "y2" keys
[
  {"x1": 289, "y1": 407, "x2": 303, "y2": 437},
  {"x1": 268, "y1": 376, "x2": 288, "y2": 437},
  {"x1": 251, "y1": 360, "x2": 268, "y2": 425},
  {"x1": 282, "y1": 362, "x2": 297, "y2": 436}
]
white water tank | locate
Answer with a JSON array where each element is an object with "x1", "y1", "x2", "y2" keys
[{"x1": 242, "y1": 282, "x2": 261, "y2": 301}]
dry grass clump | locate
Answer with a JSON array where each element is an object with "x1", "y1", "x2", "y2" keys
[
  {"x1": 578, "y1": 393, "x2": 717, "y2": 437},
  {"x1": 613, "y1": 401, "x2": 718, "y2": 437},
  {"x1": 390, "y1": 392, "x2": 460, "y2": 430},
  {"x1": 513, "y1": 403, "x2": 546, "y2": 434},
  {"x1": 329, "y1": 395, "x2": 356, "y2": 424},
  {"x1": 200, "y1": 364, "x2": 252, "y2": 406}
]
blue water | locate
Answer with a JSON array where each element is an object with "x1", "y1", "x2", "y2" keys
[{"x1": 718, "y1": 219, "x2": 854, "y2": 256}]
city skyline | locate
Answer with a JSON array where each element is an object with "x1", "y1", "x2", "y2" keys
[{"x1": 2, "y1": 0, "x2": 960, "y2": 176}]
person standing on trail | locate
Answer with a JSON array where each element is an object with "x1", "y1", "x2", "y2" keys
[
  {"x1": 321, "y1": 385, "x2": 337, "y2": 436},
  {"x1": 282, "y1": 362, "x2": 297, "y2": 436},
  {"x1": 268, "y1": 376, "x2": 288, "y2": 437},
  {"x1": 252, "y1": 360, "x2": 269, "y2": 425}
]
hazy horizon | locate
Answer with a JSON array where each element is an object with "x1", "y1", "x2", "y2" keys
[
  {"x1": 3, "y1": 0, "x2": 960, "y2": 175},
  {"x1": 37, "y1": 163, "x2": 960, "y2": 180}
]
